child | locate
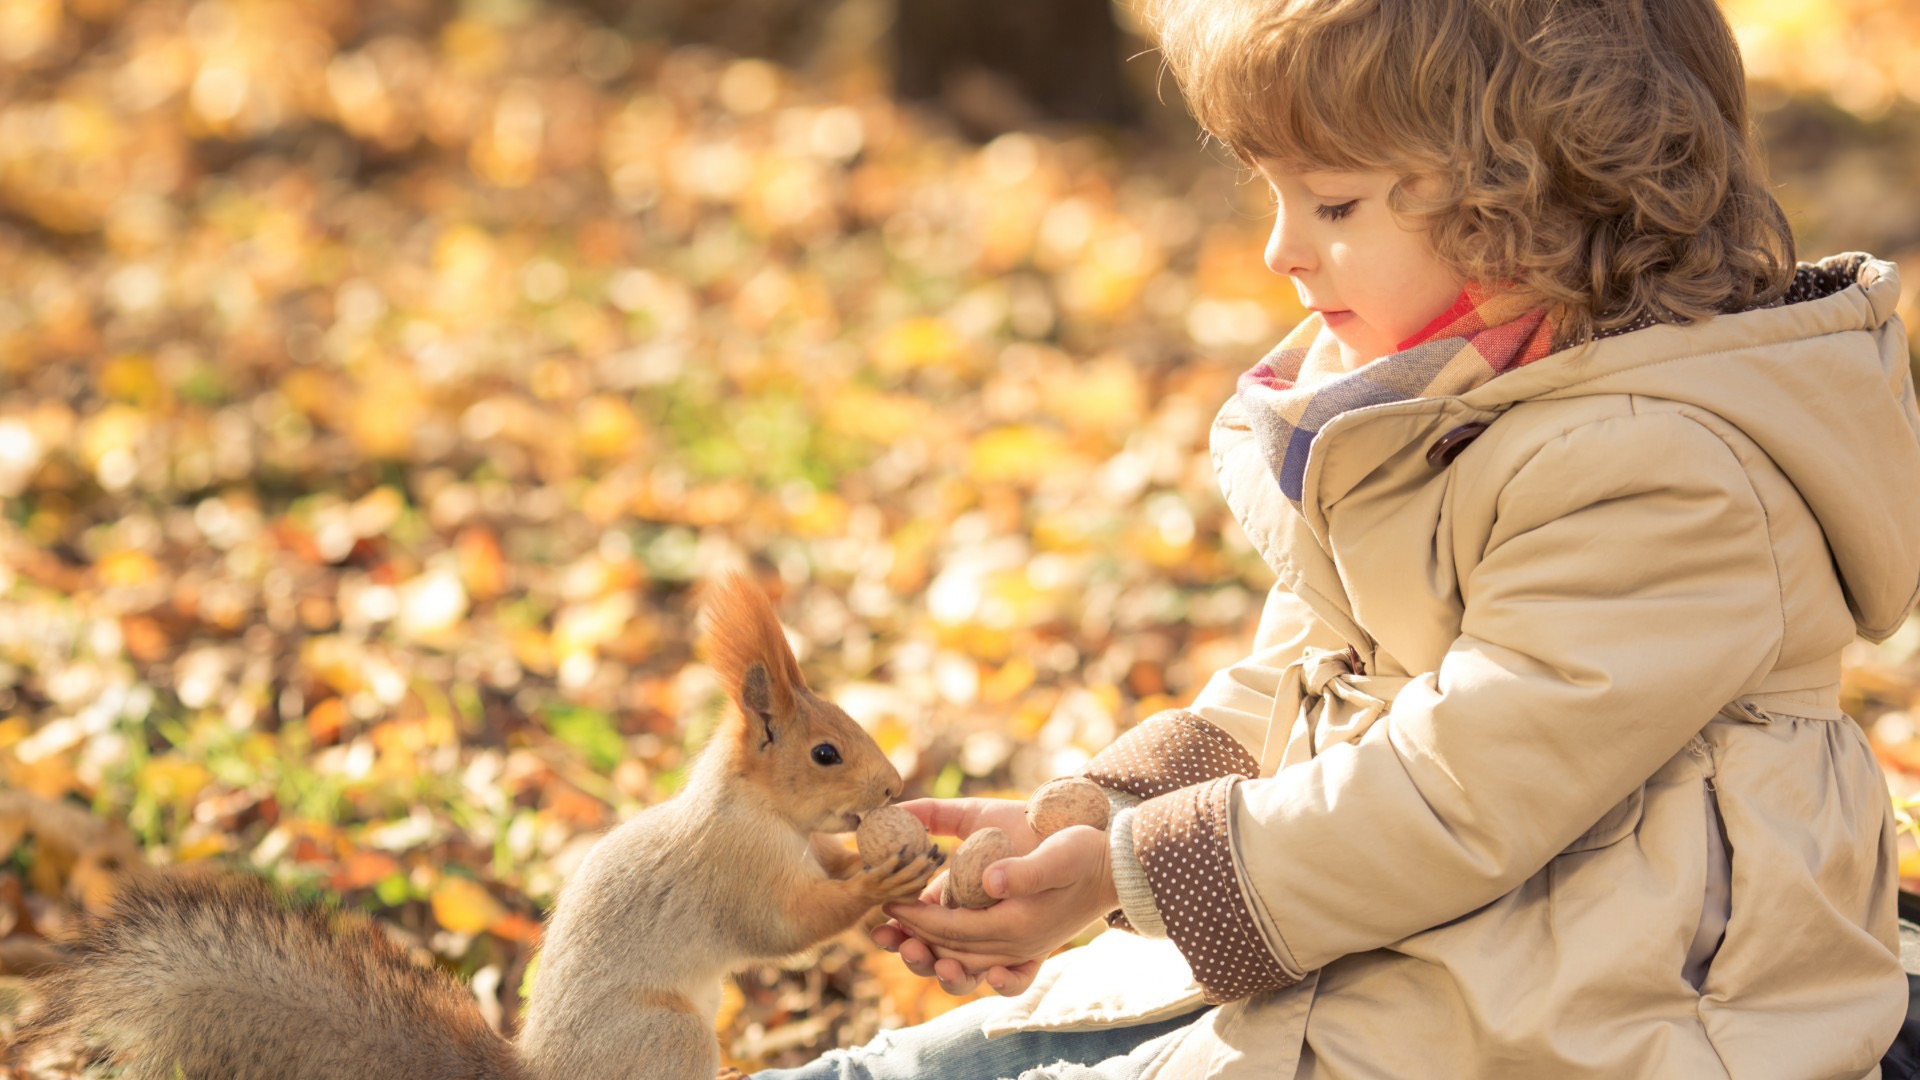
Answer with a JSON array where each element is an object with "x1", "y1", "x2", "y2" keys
[{"x1": 762, "y1": 0, "x2": 1920, "y2": 1076}]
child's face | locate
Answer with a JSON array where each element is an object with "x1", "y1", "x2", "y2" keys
[{"x1": 1252, "y1": 159, "x2": 1465, "y2": 369}]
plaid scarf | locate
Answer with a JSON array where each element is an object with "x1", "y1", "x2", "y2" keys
[{"x1": 1237, "y1": 284, "x2": 1554, "y2": 507}]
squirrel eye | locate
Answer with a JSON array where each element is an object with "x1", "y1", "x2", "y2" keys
[{"x1": 810, "y1": 743, "x2": 842, "y2": 766}]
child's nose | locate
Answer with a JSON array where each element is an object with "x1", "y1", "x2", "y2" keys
[{"x1": 1264, "y1": 211, "x2": 1313, "y2": 277}]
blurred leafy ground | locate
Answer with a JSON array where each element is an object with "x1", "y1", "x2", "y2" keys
[{"x1": 2, "y1": 0, "x2": 1920, "y2": 1074}]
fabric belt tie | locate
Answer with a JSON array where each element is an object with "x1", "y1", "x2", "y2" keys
[{"x1": 1261, "y1": 645, "x2": 1414, "y2": 776}]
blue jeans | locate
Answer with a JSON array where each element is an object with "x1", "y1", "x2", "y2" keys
[{"x1": 751, "y1": 997, "x2": 1210, "y2": 1080}]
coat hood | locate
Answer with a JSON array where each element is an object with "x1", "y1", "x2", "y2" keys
[{"x1": 1458, "y1": 253, "x2": 1920, "y2": 641}]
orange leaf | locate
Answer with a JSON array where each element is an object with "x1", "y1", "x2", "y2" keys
[
  {"x1": 330, "y1": 850, "x2": 402, "y2": 891},
  {"x1": 306, "y1": 697, "x2": 347, "y2": 745},
  {"x1": 490, "y1": 911, "x2": 544, "y2": 945},
  {"x1": 544, "y1": 785, "x2": 610, "y2": 830},
  {"x1": 119, "y1": 613, "x2": 172, "y2": 663},
  {"x1": 456, "y1": 526, "x2": 508, "y2": 601},
  {"x1": 432, "y1": 877, "x2": 508, "y2": 934}
]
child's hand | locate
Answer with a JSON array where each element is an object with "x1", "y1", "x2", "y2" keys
[
  {"x1": 869, "y1": 796, "x2": 1045, "y2": 995},
  {"x1": 877, "y1": 820, "x2": 1118, "y2": 996},
  {"x1": 870, "y1": 924, "x2": 1043, "y2": 996}
]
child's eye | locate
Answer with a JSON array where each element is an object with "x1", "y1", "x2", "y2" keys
[{"x1": 1313, "y1": 200, "x2": 1358, "y2": 222}]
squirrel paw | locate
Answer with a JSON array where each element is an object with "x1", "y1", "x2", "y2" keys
[
  {"x1": 716, "y1": 1069, "x2": 748, "y2": 1080},
  {"x1": 859, "y1": 847, "x2": 944, "y2": 904}
]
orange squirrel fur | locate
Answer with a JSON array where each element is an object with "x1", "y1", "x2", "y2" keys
[{"x1": 19, "y1": 574, "x2": 940, "y2": 1080}]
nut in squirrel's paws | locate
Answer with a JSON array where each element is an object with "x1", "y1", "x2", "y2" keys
[{"x1": 856, "y1": 805, "x2": 931, "y2": 868}]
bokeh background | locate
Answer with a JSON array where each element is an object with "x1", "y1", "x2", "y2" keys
[{"x1": 2, "y1": 0, "x2": 1919, "y2": 1071}]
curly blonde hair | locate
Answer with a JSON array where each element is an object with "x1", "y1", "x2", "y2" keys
[{"x1": 1143, "y1": 0, "x2": 1796, "y2": 342}]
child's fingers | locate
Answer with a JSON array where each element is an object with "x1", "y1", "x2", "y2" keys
[
  {"x1": 984, "y1": 826, "x2": 1096, "y2": 900},
  {"x1": 985, "y1": 960, "x2": 1043, "y2": 997},
  {"x1": 883, "y1": 900, "x2": 1044, "y2": 959},
  {"x1": 894, "y1": 797, "x2": 1006, "y2": 839},
  {"x1": 883, "y1": 897, "x2": 992, "y2": 945},
  {"x1": 897, "y1": 934, "x2": 939, "y2": 978},
  {"x1": 933, "y1": 955, "x2": 980, "y2": 996},
  {"x1": 928, "y1": 944, "x2": 1033, "y2": 971},
  {"x1": 876, "y1": 920, "x2": 1029, "y2": 977}
]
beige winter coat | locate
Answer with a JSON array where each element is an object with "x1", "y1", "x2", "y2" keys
[{"x1": 986, "y1": 255, "x2": 1920, "y2": 1079}]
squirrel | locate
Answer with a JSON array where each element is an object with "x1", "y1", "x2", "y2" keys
[{"x1": 17, "y1": 574, "x2": 943, "y2": 1080}]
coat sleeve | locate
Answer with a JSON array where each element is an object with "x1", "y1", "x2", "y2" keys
[
  {"x1": 1083, "y1": 583, "x2": 1343, "y2": 946},
  {"x1": 1129, "y1": 410, "x2": 1785, "y2": 996}
]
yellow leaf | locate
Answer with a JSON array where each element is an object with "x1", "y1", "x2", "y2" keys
[
  {"x1": 96, "y1": 548, "x2": 160, "y2": 587},
  {"x1": 5, "y1": 754, "x2": 77, "y2": 799},
  {"x1": 140, "y1": 756, "x2": 212, "y2": 806},
  {"x1": 281, "y1": 369, "x2": 341, "y2": 423},
  {"x1": 99, "y1": 353, "x2": 165, "y2": 407},
  {"x1": 80, "y1": 404, "x2": 149, "y2": 469},
  {"x1": 348, "y1": 367, "x2": 427, "y2": 458},
  {"x1": 1032, "y1": 509, "x2": 1097, "y2": 554},
  {"x1": 510, "y1": 627, "x2": 556, "y2": 676},
  {"x1": 0, "y1": 716, "x2": 28, "y2": 751},
  {"x1": 874, "y1": 317, "x2": 967, "y2": 373},
  {"x1": 1040, "y1": 355, "x2": 1145, "y2": 436},
  {"x1": 432, "y1": 877, "x2": 508, "y2": 934},
  {"x1": 823, "y1": 389, "x2": 933, "y2": 444},
  {"x1": 348, "y1": 486, "x2": 405, "y2": 537},
  {"x1": 301, "y1": 636, "x2": 370, "y2": 696},
  {"x1": 981, "y1": 656, "x2": 1036, "y2": 705},
  {"x1": 785, "y1": 488, "x2": 849, "y2": 537},
  {"x1": 1009, "y1": 695, "x2": 1057, "y2": 740},
  {"x1": 966, "y1": 426, "x2": 1080, "y2": 485},
  {"x1": 868, "y1": 715, "x2": 911, "y2": 757},
  {"x1": 176, "y1": 834, "x2": 234, "y2": 861},
  {"x1": 576, "y1": 394, "x2": 645, "y2": 458}
]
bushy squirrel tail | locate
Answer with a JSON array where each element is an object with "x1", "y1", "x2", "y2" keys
[{"x1": 21, "y1": 872, "x2": 525, "y2": 1080}]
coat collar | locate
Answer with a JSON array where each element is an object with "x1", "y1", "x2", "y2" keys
[{"x1": 1213, "y1": 254, "x2": 1917, "y2": 642}]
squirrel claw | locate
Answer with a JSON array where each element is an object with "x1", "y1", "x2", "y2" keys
[{"x1": 863, "y1": 847, "x2": 941, "y2": 902}]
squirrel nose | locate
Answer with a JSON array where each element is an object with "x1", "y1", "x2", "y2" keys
[{"x1": 882, "y1": 782, "x2": 900, "y2": 802}]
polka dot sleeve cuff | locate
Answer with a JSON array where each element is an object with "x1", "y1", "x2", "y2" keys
[
  {"x1": 1133, "y1": 775, "x2": 1299, "y2": 1003},
  {"x1": 1083, "y1": 709, "x2": 1262, "y2": 800}
]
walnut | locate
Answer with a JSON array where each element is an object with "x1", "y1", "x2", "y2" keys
[
  {"x1": 1025, "y1": 777, "x2": 1110, "y2": 837},
  {"x1": 941, "y1": 827, "x2": 1013, "y2": 909},
  {"x1": 856, "y1": 805, "x2": 930, "y2": 868}
]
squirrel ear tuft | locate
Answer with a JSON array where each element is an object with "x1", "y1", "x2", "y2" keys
[{"x1": 701, "y1": 573, "x2": 805, "y2": 728}]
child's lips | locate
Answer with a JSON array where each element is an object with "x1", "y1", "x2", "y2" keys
[{"x1": 1318, "y1": 309, "x2": 1354, "y2": 327}]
